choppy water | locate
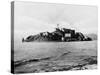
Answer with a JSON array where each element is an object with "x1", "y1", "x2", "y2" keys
[
  {"x1": 14, "y1": 40, "x2": 97, "y2": 62},
  {"x1": 13, "y1": 40, "x2": 97, "y2": 73}
]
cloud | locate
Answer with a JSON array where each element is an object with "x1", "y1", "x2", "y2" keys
[{"x1": 15, "y1": 2, "x2": 98, "y2": 36}]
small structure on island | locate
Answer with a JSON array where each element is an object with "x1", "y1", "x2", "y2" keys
[{"x1": 22, "y1": 24, "x2": 92, "y2": 42}]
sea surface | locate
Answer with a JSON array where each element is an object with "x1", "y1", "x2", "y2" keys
[
  {"x1": 14, "y1": 40, "x2": 97, "y2": 73},
  {"x1": 14, "y1": 40, "x2": 97, "y2": 61}
]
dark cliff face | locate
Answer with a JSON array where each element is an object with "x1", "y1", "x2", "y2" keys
[{"x1": 22, "y1": 28, "x2": 92, "y2": 42}]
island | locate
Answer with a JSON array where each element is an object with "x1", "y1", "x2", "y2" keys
[{"x1": 22, "y1": 24, "x2": 92, "y2": 42}]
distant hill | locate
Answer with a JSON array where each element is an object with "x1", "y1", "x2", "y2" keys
[{"x1": 85, "y1": 33, "x2": 97, "y2": 40}]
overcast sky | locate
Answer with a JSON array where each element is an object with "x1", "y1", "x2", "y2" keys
[{"x1": 14, "y1": 1, "x2": 98, "y2": 37}]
